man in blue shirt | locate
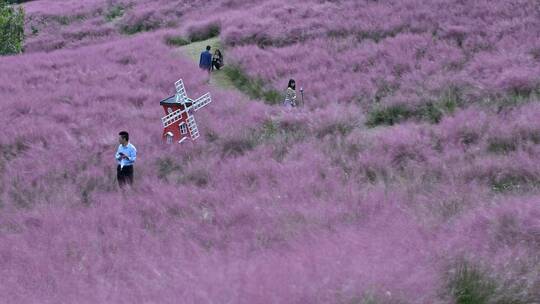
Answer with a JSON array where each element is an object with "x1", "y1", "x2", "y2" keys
[
  {"x1": 115, "y1": 131, "x2": 137, "y2": 187},
  {"x1": 199, "y1": 45, "x2": 212, "y2": 72}
]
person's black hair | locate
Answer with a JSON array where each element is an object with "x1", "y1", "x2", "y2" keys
[
  {"x1": 215, "y1": 49, "x2": 222, "y2": 57},
  {"x1": 288, "y1": 79, "x2": 296, "y2": 90},
  {"x1": 119, "y1": 131, "x2": 129, "y2": 141},
  {"x1": 206, "y1": 45, "x2": 211, "y2": 51}
]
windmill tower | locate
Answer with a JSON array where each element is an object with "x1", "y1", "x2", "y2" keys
[{"x1": 160, "y1": 79, "x2": 212, "y2": 143}]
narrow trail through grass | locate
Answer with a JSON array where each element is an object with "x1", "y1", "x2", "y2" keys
[{"x1": 176, "y1": 37, "x2": 236, "y2": 90}]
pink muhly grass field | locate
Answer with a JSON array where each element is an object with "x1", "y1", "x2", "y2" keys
[{"x1": 1, "y1": 0, "x2": 539, "y2": 303}]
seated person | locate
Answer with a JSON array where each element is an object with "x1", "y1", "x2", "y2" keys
[{"x1": 212, "y1": 49, "x2": 224, "y2": 70}]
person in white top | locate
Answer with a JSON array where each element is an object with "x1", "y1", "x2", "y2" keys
[{"x1": 115, "y1": 131, "x2": 137, "y2": 187}]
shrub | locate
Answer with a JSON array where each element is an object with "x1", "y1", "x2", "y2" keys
[{"x1": 0, "y1": 0, "x2": 24, "y2": 55}]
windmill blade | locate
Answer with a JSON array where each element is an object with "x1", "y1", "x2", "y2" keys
[
  {"x1": 161, "y1": 109, "x2": 184, "y2": 127},
  {"x1": 191, "y1": 93, "x2": 212, "y2": 112},
  {"x1": 186, "y1": 114, "x2": 200, "y2": 140},
  {"x1": 174, "y1": 79, "x2": 187, "y2": 103}
]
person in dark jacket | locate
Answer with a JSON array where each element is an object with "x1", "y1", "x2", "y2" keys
[{"x1": 199, "y1": 45, "x2": 212, "y2": 72}]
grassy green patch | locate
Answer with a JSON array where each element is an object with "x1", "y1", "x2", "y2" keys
[
  {"x1": 121, "y1": 21, "x2": 160, "y2": 35},
  {"x1": 49, "y1": 14, "x2": 85, "y2": 26},
  {"x1": 487, "y1": 137, "x2": 517, "y2": 154},
  {"x1": 223, "y1": 65, "x2": 282, "y2": 105},
  {"x1": 490, "y1": 173, "x2": 533, "y2": 193},
  {"x1": 417, "y1": 102, "x2": 444, "y2": 123},
  {"x1": 447, "y1": 261, "x2": 532, "y2": 304},
  {"x1": 366, "y1": 104, "x2": 413, "y2": 127},
  {"x1": 105, "y1": 4, "x2": 125, "y2": 22},
  {"x1": 366, "y1": 100, "x2": 456, "y2": 127},
  {"x1": 449, "y1": 262, "x2": 496, "y2": 304},
  {"x1": 366, "y1": 86, "x2": 463, "y2": 127}
]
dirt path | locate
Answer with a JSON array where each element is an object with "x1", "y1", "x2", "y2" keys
[{"x1": 176, "y1": 37, "x2": 236, "y2": 90}]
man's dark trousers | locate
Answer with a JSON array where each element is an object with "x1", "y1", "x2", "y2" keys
[{"x1": 117, "y1": 165, "x2": 134, "y2": 186}]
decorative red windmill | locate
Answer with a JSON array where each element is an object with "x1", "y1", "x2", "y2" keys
[{"x1": 160, "y1": 79, "x2": 212, "y2": 143}]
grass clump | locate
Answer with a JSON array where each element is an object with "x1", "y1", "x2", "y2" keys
[
  {"x1": 366, "y1": 104, "x2": 413, "y2": 127},
  {"x1": 105, "y1": 4, "x2": 125, "y2": 22},
  {"x1": 448, "y1": 262, "x2": 496, "y2": 304},
  {"x1": 367, "y1": 86, "x2": 463, "y2": 127},
  {"x1": 223, "y1": 65, "x2": 282, "y2": 105},
  {"x1": 447, "y1": 261, "x2": 533, "y2": 304},
  {"x1": 490, "y1": 173, "x2": 532, "y2": 193},
  {"x1": 121, "y1": 21, "x2": 159, "y2": 35},
  {"x1": 487, "y1": 137, "x2": 517, "y2": 154}
]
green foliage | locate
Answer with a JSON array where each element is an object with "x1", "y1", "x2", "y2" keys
[
  {"x1": 223, "y1": 65, "x2": 282, "y2": 105},
  {"x1": 165, "y1": 35, "x2": 190, "y2": 46},
  {"x1": 105, "y1": 4, "x2": 125, "y2": 22},
  {"x1": 490, "y1": 173, "x2": 530, "y2": 192},
  {"x1": 366, "y1": 104, "x2": 413, "y2": 127},
  {"x1": 449, "y1": 263, "x2": 496, "y2": 304},
  {"x1": 487, "y1": 137, "x2": 517, "y2": 154},
  {"x1": 439, "y1": 87, "x2": 462, "y2": 112},
  {"x1": 417, "y1": 102, "x2": 443, "y2": 123},
  {"x1": 367, "y1": 86, "x2": 463, "y2": 127},
  {"x1": 121, "y1": 20, "x2": 160, "y2": 35},
  {"x1": 0, "y1": 0, "x2": 25, "y2": 55},
  {"x1": 447, "y1": 261, "x2": 532, "y2": 304}
]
